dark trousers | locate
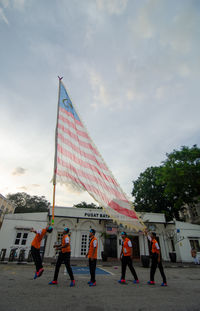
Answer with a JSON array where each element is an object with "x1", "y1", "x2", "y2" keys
[
  {"x1": 89, "y1": 258, "x2": 97, "y2": 283},
  {"x1": 121, "y1": 256, "x2": 138, "y2": 280},
  {"x1": 150, "y1": 253, "x2": 167, "y2": 283},
  {"x1": 31, "y1": 246, "x2": 43, "y2": 272},
  {"x1": 54, "y1": 252, "x2": 74, "y2": 281}
]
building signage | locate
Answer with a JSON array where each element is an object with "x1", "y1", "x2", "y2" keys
[{"x1": 84, "y1": 212, "x2": 110, "y2": 219}]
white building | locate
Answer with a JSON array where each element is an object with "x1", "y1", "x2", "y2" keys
[
  {"x1": 0, "y1": 212, "x2": 48, "y2": 261},
  {"x1": 0, "y1": 206, "x2": 199, "y2": 263}
]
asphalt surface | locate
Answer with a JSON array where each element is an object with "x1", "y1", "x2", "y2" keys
[{"x1": 0, "y1": 262, "x2": 199, "y2": 311}]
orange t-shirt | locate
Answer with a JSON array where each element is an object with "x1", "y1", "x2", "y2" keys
[
  {"x1": 61, "y1": 234, "x2": 71, "y2": 253},
  {"x1": 88, "y1": 237, "x2": 98, "y2": 259},
  {"x1": 31, "y1": 228, "x2": 47, "y2": 249},
  {"x1": 122, "y1": 238, "x2": 132, "y2": 256},
  {"x1": 151, "y1": 239, "x2": 160, "y2": 254}
]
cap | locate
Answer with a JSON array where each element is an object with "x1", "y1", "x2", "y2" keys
[{"x1": 64, "y1": 227, "x2": 70, "y2": 233}]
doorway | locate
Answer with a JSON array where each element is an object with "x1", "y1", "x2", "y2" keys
[{"x1": 104, "y1": 235, "x2": 117, "y2": 258}]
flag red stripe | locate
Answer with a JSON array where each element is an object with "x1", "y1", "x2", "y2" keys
[
  {"x1": 57, "y1": 169, "x2": 110, "y2": 205},
  {"x1": 57, "y1": 122, "x2": 99, "y2": 156},
  {"x1": 57, "y1": 133, "x2": 108, "y2": 170},
  {"x1": 57, "y1": 157, "x2": 126, "y2": 200},
  {"x1": 59, "y1": 107, "x2": 83, "y2": 128},
  {"x1": 108, "y1": 200, "x2": 138, "y2": 219},
  {"x1": 57, "y1": 144, "x2": 118, "y2": 186},
  {"x1": 58, "y1": 113, "x2": 90, "y2": 139},
  {"x1": 56, "y1": 169, "x2": 137, "y2": 220}
]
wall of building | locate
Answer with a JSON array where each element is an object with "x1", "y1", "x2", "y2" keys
[
  {"x1": 45, "y1": 216, "x2": 104, "y2": 259},
  {"x1": 0, "y1": 212, "x2": 48, "y2": 260},
  {"x1": 174, "y1": 221, "x2": 200, "y2": 262}
]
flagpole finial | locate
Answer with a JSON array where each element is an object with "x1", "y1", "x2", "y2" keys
[{"x1": 58, "y1": 76, "x2": 63, "y2": 81}]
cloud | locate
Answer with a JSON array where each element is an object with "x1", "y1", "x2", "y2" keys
[
  {"x1": 31, "y1": 184, "x2": 40, "y2": 188},
  {"x1": 89, "y1": 70, "x2": 111, "y2": 108},
  {"x1": 96, "y1": 0, "x2": 128, "y2": 15},
  {"x1": 0, "y1": 7, "x2": 9, "y2": 24},
  {"x1": 1, "y1": 0, "x2": 26, "y2": 10},
  {"x1": 17, "y1": 186, "x2": 28, "y2": 191},
  {"x1": 12, "y1": 167, "x2": 27, "y2": 176}
]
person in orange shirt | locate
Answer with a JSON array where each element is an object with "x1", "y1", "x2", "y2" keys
[
  {"x1": 86, "y1": 229, "x2": 98, "y2": 287},
  {"x1": 49, "y1": 227, "x2": 75, "y2": 287},
  {"x1": 144, "y1": 229, "x2": 167, "y2": 286},
  {"x1": 118, "y1": 232, "x2": 139, "y2": 284},
  {"x1": 30, "y1": 225, "x2": 53, "y2": 279}
]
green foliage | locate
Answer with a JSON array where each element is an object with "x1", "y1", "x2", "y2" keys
[
  {"x1": 132, "y1": 145, "x2": 200, "y2": 220},
  {"x1": 74, "y1": 201, "x2": 102, "y2": 209},
  {"x1": 6, "y1": 192, "x2": 50, "y2": 213}
]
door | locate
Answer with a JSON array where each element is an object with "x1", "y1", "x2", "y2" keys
[{"x1": 105, "y1": 235, "x2": 117, "y2": 258}]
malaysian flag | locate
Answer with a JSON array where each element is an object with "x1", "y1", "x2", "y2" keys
[{"x1": 53, "y1": 79, "x2": 144, "y2": 231}]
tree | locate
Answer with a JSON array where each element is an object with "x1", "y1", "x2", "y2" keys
[
  {"x1": 74, "y1": 201, "x2": 102, "y2": 209},
  {"x1": 159, "y1": 145, "x2": 200, "y2": 213},
  {"x1": 6, "y1": 192, "x2": 50, "y2": 213},
  {"x1": 132, "y1": 167, "x2": 175, "y2": 220},
  {"x1": 132, "y1": 145, "x2": 200, "y2": 221}
]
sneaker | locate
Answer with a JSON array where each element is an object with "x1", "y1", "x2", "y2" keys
[
  {"x1": 89, "y1": 282, "x2": 96, "y2": 287},
  {"x1": 49, "y1": 280, "x2": 58, "y2": 285},
  {"x1": 37, "y1": 268, "x2": 44, "y2": 277},
  {"x1": 133, "y1": 280, "x2": 139, "y2": 284},
  {"x1": 70, "y1": 280, "x2": 75, "y2": 287},
  {"x1": 147, "y1": 281, "x2": 155, "y2": 285},
  {"x1": 161, "y1": 282, "x2": 167, "y2": 287},
  {"x1": 34, "y1": 272, "x2": 38, "y2": 280},
  {"x1": 118, "y1": 279, "x2": 126, "y2": 284}
]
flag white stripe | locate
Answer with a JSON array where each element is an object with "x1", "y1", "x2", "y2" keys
[
  {"x1": 57, "y1": 134, "x2": 108, "y2": 171},
  {"x1": 57, "y1": 154, "x2": 122, "y2": 191},
  {"x1": 57, "y1": 158, "x2": 126, "y2": 200}
]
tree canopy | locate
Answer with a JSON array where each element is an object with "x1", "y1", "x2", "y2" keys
[
  {"x1": 7, "y1": 192, "x2": 50, "y2": 213},
  {"x1": 132, "y1": 145, "x2": 200, "y2": 220},
  {"x1": 74, "y1": 201, "x2": 102, "y2": 209}
]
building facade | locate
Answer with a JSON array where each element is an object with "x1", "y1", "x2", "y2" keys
[{"x1": 0, "y1": 206, "x2": 199, "y2": 263}]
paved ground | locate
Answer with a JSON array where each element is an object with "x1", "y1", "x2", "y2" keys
[{"x1": 0, "y1": 262, "x2": 200, "y2": 311}]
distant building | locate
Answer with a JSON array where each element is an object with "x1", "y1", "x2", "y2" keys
[
  {"x1": 0, "y1": 194, "x2": 15, "y2": 228},
  {"x1": 180, "y1": 200, "x2": 200, "y2": 225}
]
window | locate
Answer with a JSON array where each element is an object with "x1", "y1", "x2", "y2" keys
[
  {"x1": 14, "y1": 231, "x2": 28, "y2": 245},
  {"x1": 57, "y1": 232, "x2": 63, "y2": 244},
  {"x1": 81, "y1": 234, "x2": 89, "y2": 256},
  {"x1": 189, "y1": 239, "x2": 200, "y2": 252},
  {"x1": 15, "y1": 233, "x2": 22, "y2": 245}
]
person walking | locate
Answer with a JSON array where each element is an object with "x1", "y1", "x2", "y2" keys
[
  {"x1": 118, "y1": 232, "x2": 139, "y2": 284},
  {"x1": 144, "y1": 229, "x2": 167, "y2": 286},
  {"x1": 30, "y1": 225, "x2": 53, "y2": 279},
  {"x1": 49, "y1": 227, "x2": 75, "y2": 287},
  {"x1": 86, "y1": 229, "x2": 98, "y2": 287}
]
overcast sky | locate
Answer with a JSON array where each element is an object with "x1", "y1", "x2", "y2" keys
[{"x1": 0, "y1": 0, "x2": 200, "y2": 207}]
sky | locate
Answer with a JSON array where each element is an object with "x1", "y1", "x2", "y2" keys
[{"x1": 0, "y1": 0, "x2": 200, "y2": 207}]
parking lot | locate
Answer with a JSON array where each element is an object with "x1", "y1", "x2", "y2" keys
[{"x1": 0, "y1": 262, "x2": 199, "y2": 311}]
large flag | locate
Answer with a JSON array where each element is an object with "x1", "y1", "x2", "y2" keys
[{"x1": 53, "y1": 79, "x2": 145, "y2": 231}]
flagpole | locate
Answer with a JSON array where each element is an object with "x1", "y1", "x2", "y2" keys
[{"x1": 52, "y1": 76, "x2": 63, "y2": 225}]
